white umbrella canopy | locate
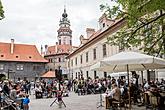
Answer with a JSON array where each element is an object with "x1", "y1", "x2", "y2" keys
[
  {"x1": 90, "y1": 51, "x2": 165, "y2": 72},
  {"x1": 90, "y1": 51, "x2": 165, "y2": 109},
  {"x1": 110, "y1": 72, "x2": 127, "y2": 77}
]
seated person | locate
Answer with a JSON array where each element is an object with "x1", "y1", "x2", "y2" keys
[
  {"x1": 107, "y1": 84, "x2": 121, "y2": 107},
  {"x1": 120, "y1": 82, "x2": 128, "y2": 99},
  {"x1": 35, "y1": 85, "x2": 42, "y2": 92},
  {"x1": 150, "y1": 84, "x2": 165, "y2": 106},
  {"x1": 35, "y1": 85, "x2": 42, "y2": 98},
  {"x1": 144, "y1": 81, "x2": 151, "y2": 91}
]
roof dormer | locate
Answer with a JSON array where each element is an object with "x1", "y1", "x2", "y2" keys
[{"x1": 99, "y1": 13, "x2": 115, "y2": 31}]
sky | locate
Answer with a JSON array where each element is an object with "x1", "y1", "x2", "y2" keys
[{"x1": 0, "y1": 0, "x2": 113, "y2": 51}]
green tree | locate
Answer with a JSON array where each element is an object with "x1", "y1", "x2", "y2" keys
[
  {"x1": 0, "y1": 0, "x2": 4, "y2": 20},
  {"x1": 101, "y1": 0, "x2": 165, "y2": 57}
]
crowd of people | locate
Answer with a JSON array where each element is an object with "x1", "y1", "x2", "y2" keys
[
  {"x1": 72, "y1": 76, "x2": 165, "y2": 109},
  {"x1": 0, "y1": 79, "x2": 31, "y2": 110},
  {"x1": 0, "y1": 76, "x2": 164, "y2": 110},
  {"x1": 34, "y1": 79, "x2": 71, "y2": 98}
]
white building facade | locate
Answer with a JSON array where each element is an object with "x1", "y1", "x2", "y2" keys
[{"x1": 67, "y1": 14, "x2": 126, "y2": 79}]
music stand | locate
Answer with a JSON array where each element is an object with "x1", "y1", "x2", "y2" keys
[
  {"x1": 50, "y1": 66, "x2": 66, "y2": 108},
  {"x1": 49, "y1": 90, "x2": 66, "y2": 108}
]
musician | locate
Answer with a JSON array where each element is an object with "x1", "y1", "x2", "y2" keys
[{"x1": 107, "y1": 84, "x2": 121, "y2": 107}]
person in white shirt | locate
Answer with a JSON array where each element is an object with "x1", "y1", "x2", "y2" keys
[
  {"x1": 107, "y1": 84, "x2": 121, "y2": 108},
  {"x1": 144, "y1": 81, "x2": 150, "y2": 91}
]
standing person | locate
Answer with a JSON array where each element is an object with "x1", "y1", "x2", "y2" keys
[
  {"x1": 3, "y1": 81, "x2": 10, "y2": 96},
  {"x1": 27, "y1": 82, "x2": 31, "y2": 95},
  {"x1": 10, "y1": 85, "x2": 17, "y2": 101},
  {"x1": 23, "y1": 94, "x2": 30, "y2": 110}
]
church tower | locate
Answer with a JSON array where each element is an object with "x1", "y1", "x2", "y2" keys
[{"x1": 57, "y1": 7, "x2": 72, "y2": 45}]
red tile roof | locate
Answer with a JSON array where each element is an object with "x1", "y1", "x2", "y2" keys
[
  {"x1": 46, "y1": 44, "x2": 72, "y2": 55},
  {"x1": 0, "y1": 42, "x2": 48, "y2": 62},
  {"x1": 41, "y1": 71, "x2": 56, "y2": 78}
]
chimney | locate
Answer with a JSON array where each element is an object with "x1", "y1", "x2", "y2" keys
[
  {"x1": 10, "y1": 39, "x2": 14, "y2": 54},
  {"x1": 86, "y1": 28, "x2": 95, "y2": 38}
]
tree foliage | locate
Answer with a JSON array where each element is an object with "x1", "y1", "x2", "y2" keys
[
  {"x1": 100, "y1": 0, "x2": 165, "y2": 57},
  {"x1": 0, "y1": 0, "x2": 4, "y2": 20}
]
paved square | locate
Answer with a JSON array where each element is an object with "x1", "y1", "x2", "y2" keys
[{"x1": 29, "y1": 91, "x2": 146, "y2": 110}]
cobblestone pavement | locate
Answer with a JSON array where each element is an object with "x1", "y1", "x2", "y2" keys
[{"x1": 29, "y1": 91, "x2": 146, "y2": 110}]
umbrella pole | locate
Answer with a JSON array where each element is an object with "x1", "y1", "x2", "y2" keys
[
  {"x1": 141, "y1": 71, "x2": 145, "y2": 105},
  {"x1": 141, "y1": 71, "x2": 144, "y2": 91},
  {"x1": 127, "y1": 64, "x2": 131, "y2": 110}
]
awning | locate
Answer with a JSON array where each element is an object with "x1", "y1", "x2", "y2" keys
[{"x1": 41, "y1": 71, "x2": 56, "y2": 78}]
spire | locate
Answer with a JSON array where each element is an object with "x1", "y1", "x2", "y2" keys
[
  {"x1": 57, "y1": 6, "x2": 72, "y2": 45},
  {"x1": 62, "y1": 5, "x2": 68, "y2": 18},
  {"x1": 64, "y1": 5, "x2": 66, "y2": 13}
]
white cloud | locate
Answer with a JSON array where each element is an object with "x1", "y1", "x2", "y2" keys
[{"x1": 0, "y1": 0, "x2": 114, "y2": 51}]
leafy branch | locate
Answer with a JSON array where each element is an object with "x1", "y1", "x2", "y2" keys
[{"x1": 130, "y1": 12, "x2": 165, "y2": 37}]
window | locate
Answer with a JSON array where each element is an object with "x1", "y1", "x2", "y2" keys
[
  {"x1": 80, "y1": 55, "x2": 83, "y2": 64},
  {"x1": 94, "y1": 71, "x2": 97, "y2": 79},
  {"x1": 86, "y1": 71, "x2": 88, "y2": 79},
  {"x1": 71, "y1": 60, "x2": 73, "y2": 67},
  {"x1": 59, "y1": 58, "x2": 61, "y2": 62},
  {"x1": 63, "y1": 37, "x2": 66, "y2": 44},
  {"x1": 104, "y1": 72, "x2": 107, "y2": 78},
  {"x1": 103, "y1": 23, "x2": 105, "y2": 28},
  {"x1": 93, "y1": 48, "x2": 96, "y2": 60},
  {"x1": 59, "y1": 39, "x2": 61, "y2": 45},
  {"x1": 78, "y1": 72, "x2": 80, "y2": 79},
  {"x1": 51, "y1": 59, "x2": 53, "y2": 63},
  {"x1": 103, "y1": 44, "x2": 107, "y2": 57},
  {"x1": 67, "y1": 61, "x2": 70, "y2": 67},
  {"x1": 80, "y1": 70, "x2": 83, "y2": 78},
  {"x1": 72, "y1": 73, "x2": 73, "y2": 80},
  {"x1": 76, "y1": 72, "x2": 77, "y2": 78},
  {"x1": 70, "y1": 40, "x2": 72, "y2": 45},
  {"x1": 75, "y1": 57, "x2": 77, "y2": 65},
  {"x1": 53, "y1": 58, "x2": 56, "y2": 63},
  {"x1": 33, "y1": 65, "x2": 40, "y2": 71},
  {"x1": 16, "y1": 64, "x2": 24, "y2": 71},
  {"x1": 86, "y1": 52, "x2": 88, "y2": 62},
  {"x1": 61, "y1": 57, "x2": 65, "y2": 62},
  {"x1": 0, "y1": 64, "x2": 4, "y2": 70}
]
